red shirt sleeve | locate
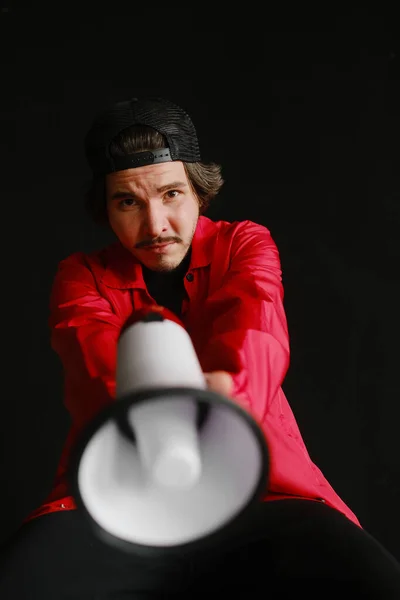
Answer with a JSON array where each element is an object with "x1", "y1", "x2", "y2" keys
[
  {"x1": 197, "y1": 221, "x2": 290, "y2": 423},
  {"x1": 49, "y1": 252, "x2": 124, "y2": 430}
]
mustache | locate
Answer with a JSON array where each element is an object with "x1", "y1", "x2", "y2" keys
[{"x1": 136, "y1": 237, "x2": 181, "y2": 249}]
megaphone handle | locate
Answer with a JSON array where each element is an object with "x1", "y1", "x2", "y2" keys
[
  {"x1": 115, "y1": 411, "x2": 136, "y2": 444},
  {"x1": 196, "y1": 401, "x2": 210, "y2": 430},
  {"x1": 115, "y1": 398, "x2": 211, "y2": 445}
]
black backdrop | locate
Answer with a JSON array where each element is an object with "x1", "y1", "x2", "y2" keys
[{"x1": 1, "y1": 4, "x2": 399, "y2": 562}]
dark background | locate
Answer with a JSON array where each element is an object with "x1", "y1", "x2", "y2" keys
[{"x1": 1, "y1": 4, "x2": 399, "y2": 561}]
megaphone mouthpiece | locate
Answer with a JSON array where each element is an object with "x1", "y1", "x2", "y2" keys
[{"x1": 129, "y1": 397, "x2": 202, "y2": 490}]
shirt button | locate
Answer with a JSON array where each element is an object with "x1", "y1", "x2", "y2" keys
[{"x1": 186, "y1": 272, "x2": 194, "y2": 282}]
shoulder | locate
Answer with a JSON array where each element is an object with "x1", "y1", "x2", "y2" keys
[
  {"x1": 203, "y1": 217, "x2": 278, "y2": 255},
  {"x1": 201, "y1": 216, "x2": 274, "y2": 240},
  {"x1": 54, "y1": 243, "x2": 120, "y2": 274},
  {"x1": 51, "y1": 243, "x2": 123, "y2": 289}
]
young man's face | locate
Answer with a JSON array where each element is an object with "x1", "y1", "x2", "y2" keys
[{"x1": 106, "y1": 161, "x2": 199, "y2": 272}]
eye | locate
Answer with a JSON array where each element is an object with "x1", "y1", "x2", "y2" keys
[
  {"x1": 165, "y1": 190, "x2": 180, "y2": 199},
  {"x1": 119, "y1": 198, "x2": 138, "y2": 209}
]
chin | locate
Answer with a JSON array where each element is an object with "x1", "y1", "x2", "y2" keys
[
  {"x1": 140, "y1": 246, "x2": 188, "y2": 272},
  {"x1": 143, "y1": 256, "x2": 180, "y2": 272}
]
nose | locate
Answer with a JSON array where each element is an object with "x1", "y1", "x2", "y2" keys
[{"x1": 143, "y1": 205, "x2": 168, "y2": 239}]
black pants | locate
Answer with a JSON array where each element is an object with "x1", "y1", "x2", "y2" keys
[{"x1": 1, "y1": 500, "x2": 400, "y2": 599}]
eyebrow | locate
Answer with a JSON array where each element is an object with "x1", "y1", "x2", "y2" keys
[
  {"x1": 110, "y1": 180, "x2": 189, "y2": 201},
  {"x1": 157, "y1": 180, "x2": 188, "y2": 193}
]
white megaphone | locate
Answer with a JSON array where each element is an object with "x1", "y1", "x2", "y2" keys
[{"x1": 70, "y1": 306, "x2": 269, "y2": 556}]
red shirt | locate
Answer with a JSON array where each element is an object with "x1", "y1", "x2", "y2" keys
[{"x1": 26, "y1": 216, "x2": 361, "y2": 527}]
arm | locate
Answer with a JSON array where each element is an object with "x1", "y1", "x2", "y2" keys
[
  {"x1": 197, "y1": 221, "x2": 290, "y2": 423},
  {"x1": 49, "y1": 252, "x2": 124, "y2": 430}
]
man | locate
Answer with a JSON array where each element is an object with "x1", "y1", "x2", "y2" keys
[{"x1": 1, "y1": 97, "x2": 400, "y2": 598}]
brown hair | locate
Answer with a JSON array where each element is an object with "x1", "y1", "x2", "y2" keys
[{"x1": 85, "y1": 125, "x2": 224, "y2": 225}]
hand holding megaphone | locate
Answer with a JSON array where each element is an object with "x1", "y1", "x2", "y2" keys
[
  {"x1": 71, "y1": 306, "x2": 269, "y2": 555},
  {"x1": 204, "y1": 371, "x2": 234, "y2": 398}
]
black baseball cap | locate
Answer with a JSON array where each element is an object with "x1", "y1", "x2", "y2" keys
[{"x1": 84, "y1": 97, "x2": 201, "y2": 176}]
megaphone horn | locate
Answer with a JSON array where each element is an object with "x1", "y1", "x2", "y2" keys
[{"x1": 70, "y1": 307, "x2": 269, "y2": 555}]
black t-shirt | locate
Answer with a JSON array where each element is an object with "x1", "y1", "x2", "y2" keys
[{"x1": 141, "y1": 249, "x2": 192, "y2": 319}]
